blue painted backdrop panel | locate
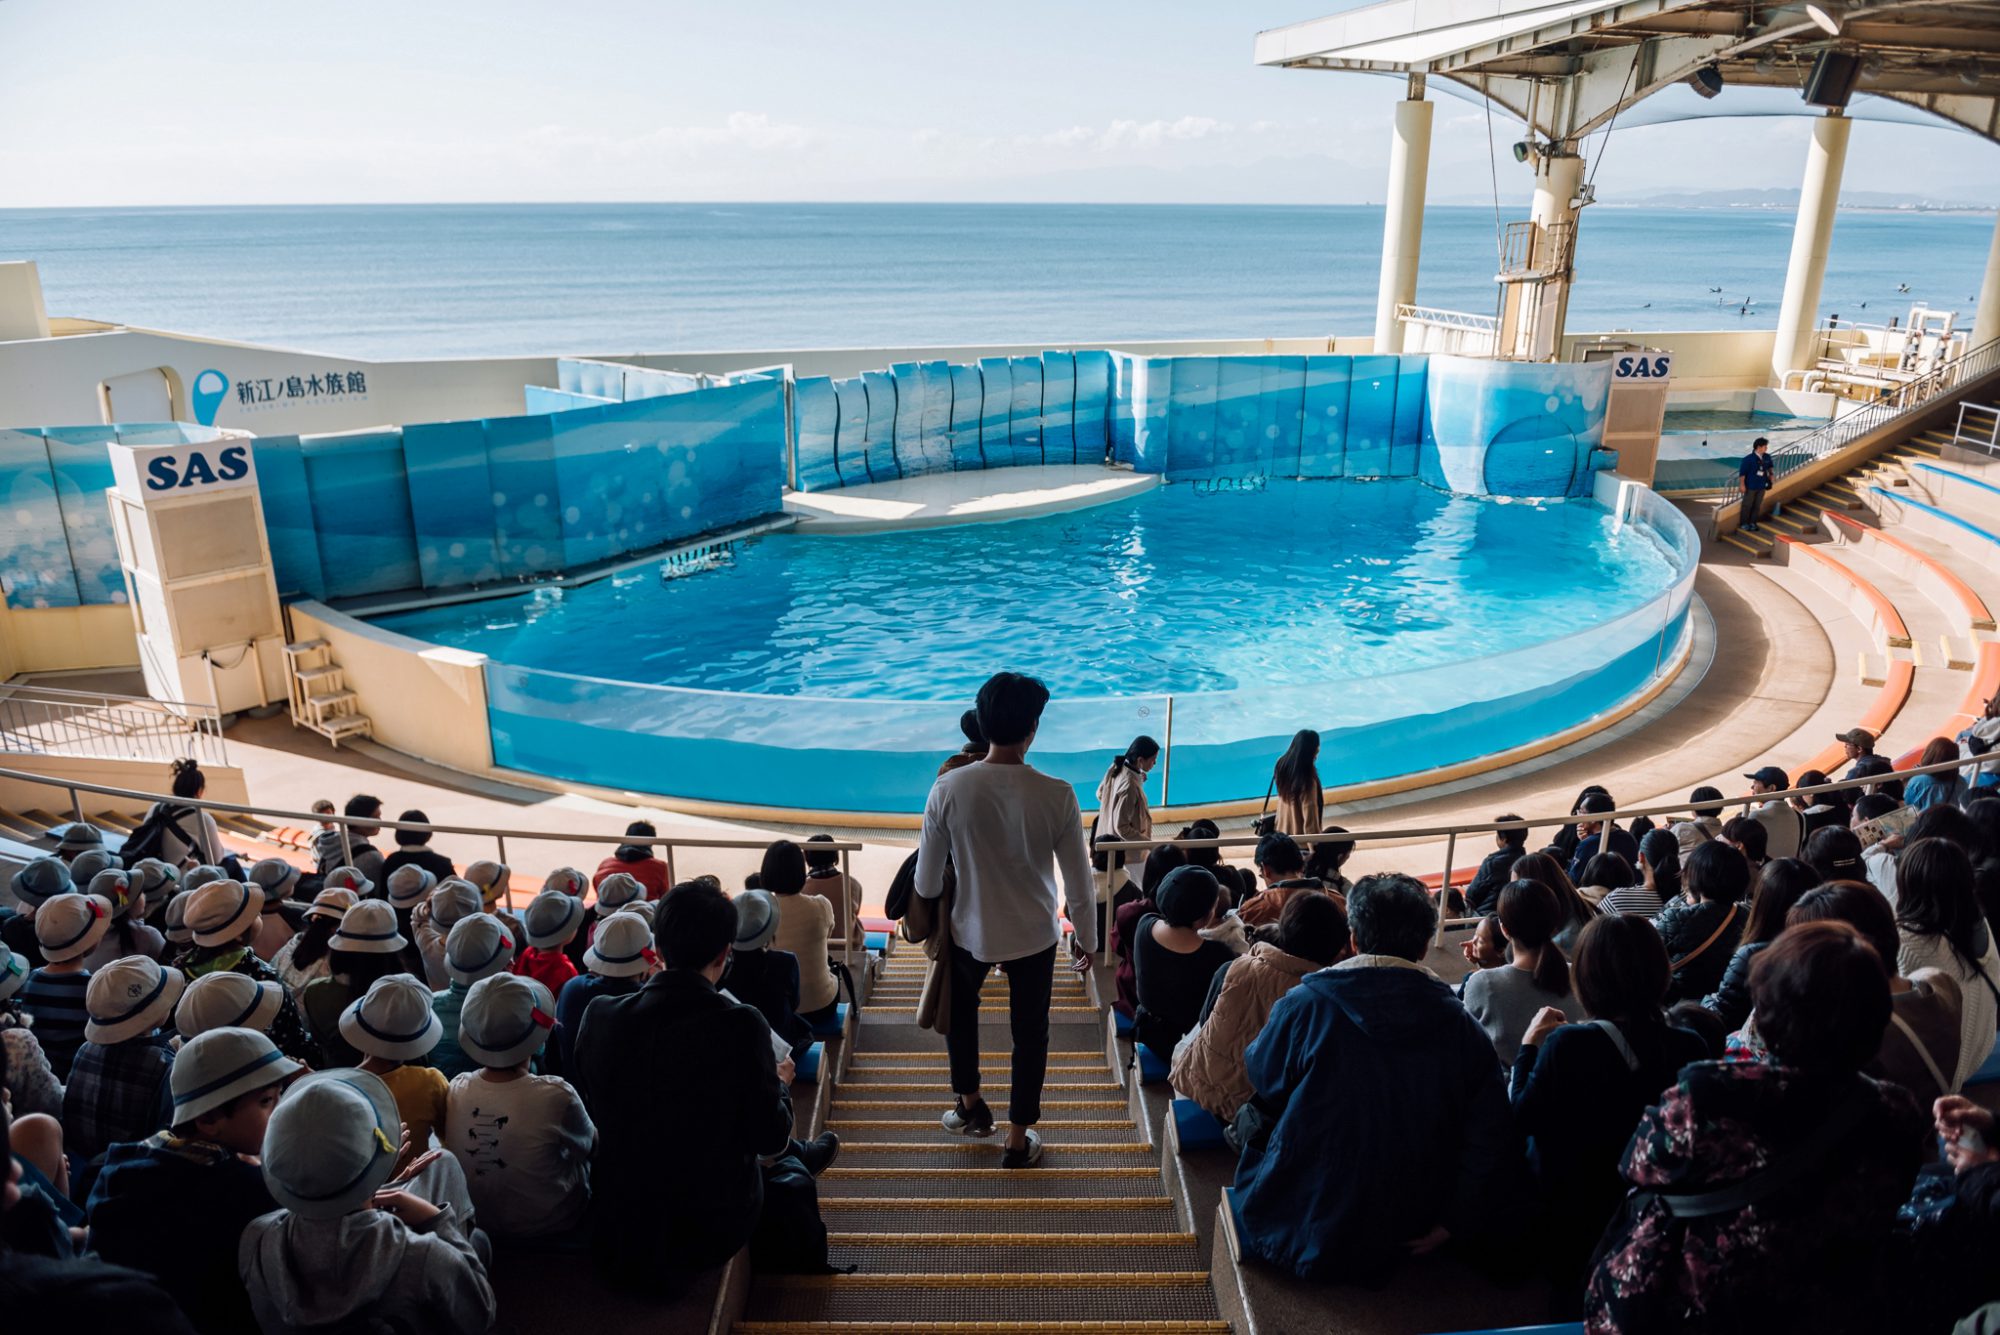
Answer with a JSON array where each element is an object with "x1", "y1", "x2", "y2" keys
[
  {"x1": 1256, "y1": 357, "x2": 1307, "y2": 477},
  {"x1": 1211, "y1": 358, "x2": 1267, "y2": 476},
  {"x1": 832, "y1": 377, "x2": 870, "y2": 487},
  {"x1": 1040, "y1": 351, "x2": 1076, "y2": 464},
  {"x1": 1073, "y1": 349, "x2": 1112, "y2": 465},
  {"x1": 921, "y1": 360, "x2": 955, "y2": 474},
  {"x1": 947, "y1": 363, "x2": 985, "y2": 471},
  {"x1": 41, "y1": 426, "x2": 125, "y2": 605},
  {"x1": 646, "y1": 378, "x2": 787, "y2": 544},
  {"x1": 0, "y1": 429, "x2": 78, "y2": 609},
  {"x1": 1344, "y1": 356, "x2": 1401, "y2": 477},
  {"x1": 402, "y1": 419, "x2": 502, "y2": 590},
  {"x1": 1166, "y1": 357, "x2": 1220, "y2": 480},
  {"x1": 250, "y1": 434, "x2": 326, "y2": 601},
  {"x1": 977, "y1": 358, "x2": 1012, "y2": 464},
  {"x1": 301, "y1": 430, "x2": 421, "y2": 597},
  {"x1": 889, "y1": 363, "x2": 925, "y2": 476},
  {"x1": 1297, "y1": 357, "x2": 1352, "y2": 479},
  {"x1": 1390, "y1": 354, "x2": 1429, "y2": 477},
  {"x1": 484, "y1": 413, "x2": 565, "y2": 579},
  {"x1": 1007, "y1": 357, "x2": 1044, "y2": 467},
  {"x1": 861, "y1": 370, "x2": 900, "y2": 482},
  {"x1": 550, "y1": 404, "x2": 669, "y2": 569},
  {"x1": 793, "y1": 376, "x2": 842, "y2": 492}
]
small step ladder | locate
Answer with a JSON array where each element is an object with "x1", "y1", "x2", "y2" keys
[{"x1": 283, "y1": 639, "x2": 373, "y2": 748}]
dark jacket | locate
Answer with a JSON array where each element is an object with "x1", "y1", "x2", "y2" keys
[
  {"x1": 552, "y1": 972, "x2": 641, "y2": 1076},
  {"x1": 1654, "y1": 896, "x2": 1745, "y2": 1002},
  {"x1": 572, "y1": 969, "x2": 793, "y2": 1283},
  {"x1": 1906, "y1": 1159, "x2": 2000, "y2": 1330},
  {"x1": 1567, "y1": 826, "x2": 1640, "y2": 886},
  {"x1": 1509, "y1": 1018, "x2": 1708, "y2": 1304},
  {"x1": 1465, "y1": 848, "x2": 1521, "y2": 917},
  {"x1": 1233, "y1": 958, "x2": 1511, "y2": 1281},
  {"x1": 724, "y1": 946, "x2": 815, "y2": 1058},
  {"x1": 1700, "y1": 939, "x2": 1769, "y2": 1031},
  {"x1": 85, "y1": 1134, "x2": 275, "y2": 1334},
  {"x1": 0, "y1": 1252, "x2": 198, "y2": 1334},
  {"x1": 381, "y1": 846, "x2": 456, "y2": 883}
]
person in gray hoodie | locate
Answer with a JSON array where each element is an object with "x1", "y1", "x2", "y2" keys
[{"x1": 238, "y1": 1068, "x2": 494, "y2": 1335}]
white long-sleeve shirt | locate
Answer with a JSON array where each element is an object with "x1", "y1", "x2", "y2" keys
[{"x1": 916, "y1": 761, "x2": 1098, "y2": 962}]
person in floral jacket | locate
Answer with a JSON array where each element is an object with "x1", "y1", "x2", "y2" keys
[{"x1": 1584, "y1": 922, "x2": 1928, "y2": 1333}]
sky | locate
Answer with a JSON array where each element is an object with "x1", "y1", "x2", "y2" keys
[{"x1": 3, "y1": 0, "x2": 1996, "y2": 208}]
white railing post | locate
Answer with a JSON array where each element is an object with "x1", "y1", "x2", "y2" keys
[{"x1": 1435, "y1": 831, "x2": 1456, "y2": 949}]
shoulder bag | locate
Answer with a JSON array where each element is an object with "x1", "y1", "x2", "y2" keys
[{"x1": 1670, "y1": 902, "x2": 1739, "y2": 975}]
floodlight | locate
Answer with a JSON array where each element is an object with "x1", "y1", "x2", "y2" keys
[
  {"x1": 1512, "y1": 140, "x2": 1534, "y2": 163},
  {"x1": 1687, "y1": 66, "x2": 1725, "y2": 98},
  {"x1": 1805, "y1": 3, "x2": 1843, "y2": 34}
]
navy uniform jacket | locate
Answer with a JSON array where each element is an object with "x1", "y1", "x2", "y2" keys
[{"x1": 1740, "y1": 452, "x2": 1773, "y2": 490}]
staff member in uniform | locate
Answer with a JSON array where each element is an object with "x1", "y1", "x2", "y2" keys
[{"x1": 1739, "y1": 436, "x2": 1774, "y2": 532}]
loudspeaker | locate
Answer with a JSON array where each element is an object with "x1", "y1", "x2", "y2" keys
[{"x1": 1804, "y1": 50, "x2": 1862, "y2": 108}]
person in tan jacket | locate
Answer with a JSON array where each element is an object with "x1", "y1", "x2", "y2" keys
[{"x1": 1171, "y1": 891, "x2": 1351, "y2": 1128}]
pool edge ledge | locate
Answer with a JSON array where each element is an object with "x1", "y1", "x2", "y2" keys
[{"x1": 783, "y1": 463, "x2": 1159, "y2": 533}]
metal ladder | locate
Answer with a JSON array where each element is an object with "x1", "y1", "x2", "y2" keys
[{"x1": 282, "y1": 639, "x2": 373, "y2": 748}]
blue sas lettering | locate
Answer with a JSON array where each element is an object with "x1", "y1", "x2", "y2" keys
[
  {"x1": 144, "y1": 445, "x2": 251, "y2": 490},
  {"x1": 1614, "y1": 355, "x2": 1671, "y2": 379}
]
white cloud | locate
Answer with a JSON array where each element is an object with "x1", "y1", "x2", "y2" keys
[{"x1": 1097, "y1": 115, "x2": 1228, "y2": 150}]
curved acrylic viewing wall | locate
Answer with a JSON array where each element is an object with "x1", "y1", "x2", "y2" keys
[{"x1": 482, "y1": 484, "x2": 1698, "y2": 815}]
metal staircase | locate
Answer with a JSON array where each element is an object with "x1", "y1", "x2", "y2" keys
[
  {"x1": 734, "y1": 951, "x2": 1229, "y2": 1334},
  {"x1": 282, "y1": 639, "x2": 372, "y2": 747},
  {"x1": 1720, "y1": 424, "x2": 1947, "y2": 560}
]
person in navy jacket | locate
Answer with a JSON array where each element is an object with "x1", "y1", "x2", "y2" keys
[
  {"x1": 1739, "y1": 436, "x2": 1774, "y2": 532},
  {"x1": 1231, "y1": 873, "x2": 1511, "y2": 1281}
]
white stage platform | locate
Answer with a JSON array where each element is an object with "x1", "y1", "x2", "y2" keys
[{"x1": 783, "y1": 464, "x2": 1159, "y2": 533}]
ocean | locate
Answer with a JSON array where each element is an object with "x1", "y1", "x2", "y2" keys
[{"x1": 1, "y1": 202, "x2": 1991, "y2": 360}]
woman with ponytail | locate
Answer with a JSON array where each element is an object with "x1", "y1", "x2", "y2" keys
[
  {"x1": 1092, "y1": 735, "x2": 1160, "y2": 901},
  {"x1": 1462, "y1": 879, "x2": 1577, "y2": 1062}
]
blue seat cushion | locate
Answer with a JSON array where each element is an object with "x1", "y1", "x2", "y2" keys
[
  {"x1": 795, "y1": 1041, "x2": 825, "y2": 1083},
  {"x1": 1137, "y1": 1045, "x2": 1169, "y2": 1084},
  {"x1": 810, "y1": 1002, "x2": 849, "y2": 1038},
  {"x1": 864, "y1": 931, "x2": 890, "y2": 952},
  {"x1": 1114, "y1": 1009, "x2": 1136, "y2": 1038},
  {"x1": 1171, "y1": 1097, "x2": 1228, "y2": 1152}
]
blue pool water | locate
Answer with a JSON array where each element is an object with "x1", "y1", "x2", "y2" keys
[{"x1": 374, "y1": 479, "x2": 1699, "y2": 813}]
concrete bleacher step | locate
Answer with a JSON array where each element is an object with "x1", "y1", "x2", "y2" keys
[
  {"x1": 819, "y1": 1167, "x2": 1165, "y2": 1198},
  {"x1": 828, "y1": 1119, "x2": 1140, "y2": 1141},
  {"x1": 821, "y1": 1197, "x2": 1183, "y2": 1232},
  {"x1": 827, "y1": 1233, "x2": 1203, "y2": 1274},
  {"x1": 741, "y1": 1272, "x2": 1220, "y2": 1324},
  {"x1": 737, "y1": 1324, "x2": 1227, "y2": 1335},
  {"x1": 834, "y1": 1096, "x2": 1130, "y2": 1110}
]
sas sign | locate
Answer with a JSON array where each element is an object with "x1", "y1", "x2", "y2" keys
[
  {"x1": 109, "y1": 439, "x2": 259, "y2": 503},
  {"x1": 1612, "y1": 353, "x2": 1672, "y2": 381}
]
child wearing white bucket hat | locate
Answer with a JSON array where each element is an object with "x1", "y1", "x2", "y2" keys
[
  {"x1": 2, "y1": 856, "x2": 68, "y2": 972},
  {"x1": 513, "y1": 891, "x2": 584, "y2": 998},
  {"x1": 247, "y1": 857, "x2": 306, "y2": 961},
  {"x1": 84, "y1": 1026, "x2": 300, "y2": 1334},
  {"x1": 553, "y1": 910, "x2": 655, "y2": 1074},
  {"x1": 241, "y1": 1067, "x2": 495, "y2": 1335},
  {"x1": 64, "y1": 955, "x2": 185, "y2": 1159},
  {"x1": 298, "y1": 900, "x2": 414, "y2": 1069},
  {"x1": 413, "y1": 878, "x2": 484, "y2": 990},
  {"x1": 269, "y1": 885, "x2": 355, "y2": 994},
  {"x1": 386, "y1": 863, "x2": 436, "y2": 912},
  {"x1": 445, "y1": 972, "x2": 595, "y2": 1239},
  {"x1": 462, "y1": 858, "x2": 527, "y2": 953},
  {"x1": 169, "y1": 879, "x2": 319, "y2": 1068},
  {"x1": 0, "y1": 939, "x2": 63, "y2": 1120},
  {"x1": 341, "y1": 973, "x2": 448, "y2": 1173},
  {"x1": 542, "y1": 865, "x2": 592, "y2": 972},
  {"x1": 81, "y1": 867, "x2": 167, "y2": 971},
  {"x1": 430, "y1": 914, "x2": 516, "y2": 1079},
  {"x1": 176, "y1": 968, "x2": 284, "y2": 1041},
  {"x1": 21, "y1": 892, "x2": 114, "y2": 1079}
]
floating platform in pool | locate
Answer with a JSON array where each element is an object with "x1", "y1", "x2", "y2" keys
[{"x1": 783, "y1": 464, "x2": 1158, "y2": 533}]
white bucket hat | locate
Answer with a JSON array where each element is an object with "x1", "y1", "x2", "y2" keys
[
  {"x1": 9, "y1": 857, "x2": 71, "y2": 908},
  {"x1": 595, "y1": 871, "x2": 644, "y2": 916},
  {"x1": 87, "y1": 868, "x2": 137, "y2": 920},
  {"x1": 328, "y1": 900, "x2": 407, "y2": 954},
  {"x1": 84, "y1": 955, "x2": 187, "y2": 1044},
  {"x1": 260, "y1": 1068, "x2": 402, "y2": 1220},
  {"x1": 171, "y1": 1027, "x2": 301, "y2": 1125},
  {"x1": 176, "y1": 969, "x2": 284, "y2": 1040},
  {"x1": 305, "y1": 886, "x2": 359, "y2": 924},
  {"x1": 322, "y1": 865, "x2": 375, "y2": 899},
  {"x1": 734, "y1": 889, "x2": 779, "y2": 952},
  {"x1": 523, "y1": 891, "x2": 585, "y2": 949},
  {"x1": 128, "y1": 858, "x2": 179, "y2": 900},
  {"x1": 36, "y1": 892, "x2": 113, "y2": 963},
  {"x1": 385, "y1": 864, "x2": 436, "y2": 910},
  {"x1": 162, "y1": 891, "x2": 195, "y2": 945},
  {"x1": 56, "y1": 823, "x2": 104, "y2": 855},
  {"x1": 615, "y1": 898, "x2": 656, "y2": 928},
  {"x1": 187, "y1": 880, "x2": 264, "y2": 948},
  {"x1": 458, "y1": 972, "x2": 556, "y2": 1068},
  {"x1": 0, "y1": 941, "x2": 27, "y2": 1002},
  {"x1": 429, "y1": 879, "x2": 484, "y2": 929},
  {"x1": 339, "y1": 973, "x2": 443, "y2": 1062},
  {"x1": 583, "y1": 910, "x2": 654, "y2": 978},
  {"x1": 183, "y1": 865, "x2": 228, "y2": 893},
  {"x1": 248, "y1": 858, "x2": 302, "y2": 905},
  {"x1": 444, "y1": 913, "x2": 515, "y2": 984},
  {"x1": 69, "y1": 849, "x2": 120, "y2": 886},
  {"x1": 542, "y1": 866, "x2": 590, "y2": 898},
  {"x1": 463, "y1": 859, "x2": 510, "y2": 907}
]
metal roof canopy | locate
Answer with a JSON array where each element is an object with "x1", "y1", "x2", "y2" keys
[{"x1": 1255, "y1": 0, "x2": 2000, "y2": 145}]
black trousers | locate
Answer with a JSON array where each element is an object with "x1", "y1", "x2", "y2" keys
[
  {"x1": 945, "y1": 942, "x2": 1055, "y2": 1127},
  {"x1": 1742, "y1": 486, "x2": 1766, "y2": 528}
]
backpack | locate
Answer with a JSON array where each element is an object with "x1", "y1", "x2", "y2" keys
[
  {"x1": 749, "y1": 1155, "x2": 848, "y2": 1275},
  {"x1": 120, "y1": 804, "x2": 195, "y2": 865}
]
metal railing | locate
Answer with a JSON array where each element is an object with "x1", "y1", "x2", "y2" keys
[
  {"x1": 1953, "y1": 401, "x2": 2000, "y2": 456},
  {"x1": 0, "y1": 685, "x2": 228, "y2": 767},
  {"x1": 1097, "y1": 750, "x2": 1986, "y2": 949},
  {"x1": 1395, "y1": 305, "x2": 1498, "y2": 357},
  {"x1": 1714, "y1": 334, "x2": 2000, "y2": 540},
  {"x1": 0, "y1": 762, "x2": 867, "y2": 973}
]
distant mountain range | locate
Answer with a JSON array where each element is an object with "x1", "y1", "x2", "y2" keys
[{"x1": 1619, "y1": 187, "x2": 1994, "y2": 211}]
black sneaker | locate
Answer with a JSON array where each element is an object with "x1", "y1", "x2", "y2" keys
[
  {"x1": 797, "y1": 1132, "x2": 841, "y2": 1177},
  {"x1": 1000, "y1": 1129, "x2": 1044, "y2": 1169},
  {"x1": 941, "y1": 1096, "x2": 996, "y2": 1138}
]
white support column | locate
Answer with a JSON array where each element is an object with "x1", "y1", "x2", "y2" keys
[
  {"x1": 1771, "y1": 110, "x2": 1853, "y2": 379},
  {"x1": 1372, "y1": 78, "x2": 1434, "y2": 356},
  {"x1": 1530, "y1": 151, "x2": 1584, "y2": 358},
  {"x1": 1974, "y1": 210, "x2": 2000, "y2": 350}
]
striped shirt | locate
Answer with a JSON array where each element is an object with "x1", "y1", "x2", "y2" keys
[
  {"x1": 1598, "y1": 886, "x2": 1665, "y2": 918},
  {"x1": 19, "y1": 967, "x2": 91, "y2": 1080}
]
